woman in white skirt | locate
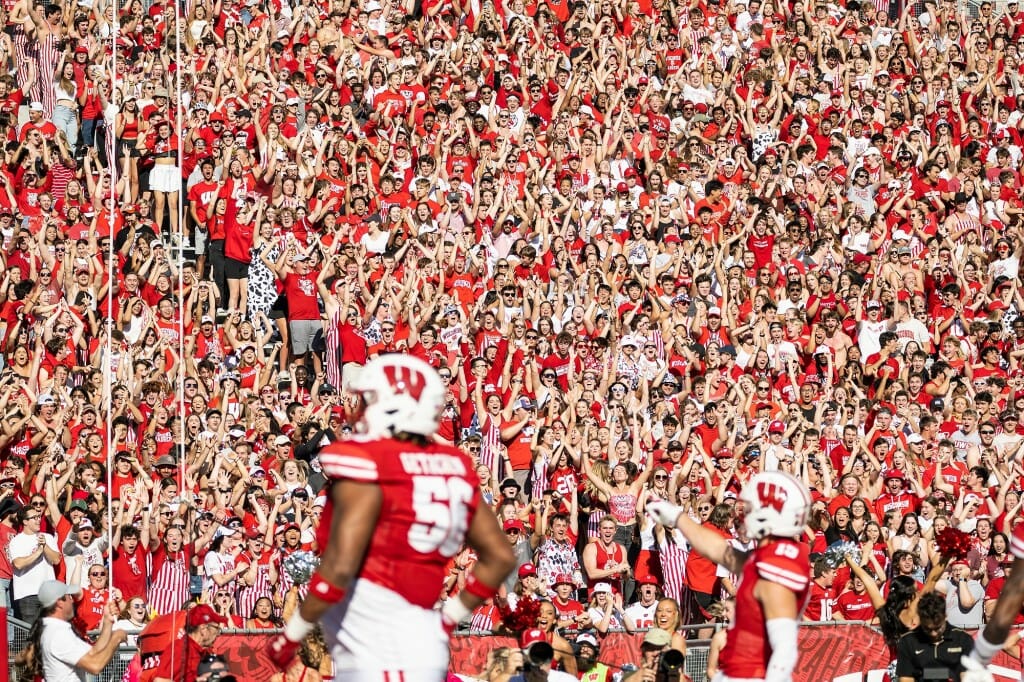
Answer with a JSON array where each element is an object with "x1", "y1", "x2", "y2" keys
[{"x1": 145, "y1": 118, "x2": 181, "y2": 237}]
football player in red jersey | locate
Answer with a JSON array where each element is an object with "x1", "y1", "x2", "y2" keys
[
  {"x1": 963, "y1": 523, "x2": 1024, "y2": 681},
  {"x1": 267, "y1": 355, "x2": 515, "y2": 681},
  {"x1": 647, "y1": 471, "x2": 811, "y2": 682}
]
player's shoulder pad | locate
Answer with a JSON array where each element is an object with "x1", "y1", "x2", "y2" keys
[
  {"x1": 396, "y1": 443, "x2": 478, "y2": 481},
  {"x1": 345, "y1": 433, "x2": 376, "y2": 444},
  {"x1": 755, "y1": 540, "x2": 810, "y2": 592},
  {"x1": 318, "y1": 439, "x2": 379, "y2": 482}
]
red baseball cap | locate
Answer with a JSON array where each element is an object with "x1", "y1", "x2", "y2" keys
[
  {"x1": 518, "y1": 562, "x2": 537, "y2": 579},
  {"x1": 520, "y1": 628, "x2": 547, "y2": 649},
  {"x1": 768, "y1": 420, "x2": 786, "y2": 433},
  {"x1": 187, "y1": 604, "x2": 228, "y2": 628}
]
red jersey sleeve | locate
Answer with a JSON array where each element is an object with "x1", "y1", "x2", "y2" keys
[
  {"x1": 318, "y1": 440, "x2": 378, "y2": 482},
  {"x1": 755, "y1": 540, "x2": 811, "y2": 593}
]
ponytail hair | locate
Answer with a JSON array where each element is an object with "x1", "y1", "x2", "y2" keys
[{"x1": 15, "y1": 608, "x2": 51, "y2": 679}]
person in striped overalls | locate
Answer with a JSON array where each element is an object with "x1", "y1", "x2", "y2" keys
[
  {"x1": 147, "y1": 527, "x2": 192, "y2": 615},
  {"x1": 236, "y1": 531, "x2": 279, "y2": 617},
  {"x1": 23, "y1": 1, "x2": 62, "y2": 116}
]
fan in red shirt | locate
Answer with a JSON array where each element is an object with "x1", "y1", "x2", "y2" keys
[
  {"x1": 833, "y1": 570, "x2": 879, "y2": 622},
  {"x1": 75, "y1": 561, "x2": 125, "y2": 633},
  {"x1": 803, "y1": 559, "x2": 837, "y2": 621},
  {"x1": 112, "y1": 521, "x2": 150, "y2": 602},
  {"x1": 550, "y1": 572, "x2": 584, "y2": 628},
  {"x1": 874, "y1": 470, "x2": 918, "y2": 520}
]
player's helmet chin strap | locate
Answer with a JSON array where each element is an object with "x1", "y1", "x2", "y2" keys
[{"x1": 764, "y1": 618, "x2": 798, "y2": 682}]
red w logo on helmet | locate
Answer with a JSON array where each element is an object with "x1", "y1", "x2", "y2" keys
[
  {"x1": 382, "y1": 364, "x2": 427, "y2": 400},
  {"x1": 756, "y1": 481, "x2": 788, "y2": 513}
]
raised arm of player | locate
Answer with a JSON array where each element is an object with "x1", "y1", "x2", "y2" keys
[
  {"x1": 647, "y1": 500, "x2": 749, "y2": 575},
  {"x1": 441, "y1": 497, "x2": 516, "y2": 629}
]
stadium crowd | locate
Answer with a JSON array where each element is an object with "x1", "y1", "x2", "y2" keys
[{"x1": 3, "y1": 0, "x2": 1024, "y2": 674}]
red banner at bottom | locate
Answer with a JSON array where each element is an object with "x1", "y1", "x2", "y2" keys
[
  {"x1": 124, "y1": 624, "x2": 1021, "y2": 681},
  {"x1": 448, "y1": 625, "x2": 1022, "y2": 681}
]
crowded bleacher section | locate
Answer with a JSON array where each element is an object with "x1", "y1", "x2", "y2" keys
[{"x1": 3, "y1": 0, "x2": 1024, "y2": 674}]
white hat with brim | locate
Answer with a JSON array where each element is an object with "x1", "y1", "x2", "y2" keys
[{"x1": 39, "y1": 580, "x2": 81, "y2": 608}]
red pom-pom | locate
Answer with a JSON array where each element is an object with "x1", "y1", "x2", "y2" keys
[
  {"x1": 496, "y1": 596, "x2": 542, "y2": 634},
  {"x1": 935, "y1": 526, "x2": 973, "y2": 560}
]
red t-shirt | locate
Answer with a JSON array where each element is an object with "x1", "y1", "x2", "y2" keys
[
  {"x1": 112, "y1": 542, "x2": 149, "y2": 600},
  {"x1": 282, "y1": 271, "x2": 320, "y2": 320}
]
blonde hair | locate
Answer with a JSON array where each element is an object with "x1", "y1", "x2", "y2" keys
[{"x1": 483, "y1": 646, "x2": 516, "y2": 680}]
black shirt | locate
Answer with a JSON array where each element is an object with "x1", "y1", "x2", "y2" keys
[{"x1": 894, "y1": 623, "x2": 974, "y2": 681}]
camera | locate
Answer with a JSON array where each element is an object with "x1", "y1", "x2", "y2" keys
[
  {"x1": 525, "y1": 641, "x2": 554, "y2": 668},
  {"x1": 208, "y1": 674, "x2": 237, "y2": 682},
  {"x1": 658, "y1": 649, "x2": 686, "y2": 673}
]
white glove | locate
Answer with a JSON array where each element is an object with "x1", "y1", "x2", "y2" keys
[
  {"x1": 646, "y1": 500, "x2": 684, "y2": 529},
  {"x1": 961, "y1": 655, "x2": 995, "y2": 682},
  {"x1": 441, "y1": 595, "x2": 471, "y2": 634}
]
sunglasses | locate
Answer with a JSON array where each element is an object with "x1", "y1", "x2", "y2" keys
[
  {"x1": 699, "y1": 506, "x2": 713, "y2": 512},
  {"x1": 654, "y1": 475, "x2": 668, "y2": 480},
  {"x1": 90, "y1": 571, "x2": 107, "y2": 577}
]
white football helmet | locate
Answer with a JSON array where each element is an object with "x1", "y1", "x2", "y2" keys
[
  {"x1": 348, "y1": 354, "x2": 446, "y2": 438},
  {"x1": 739, "y1": 471, "x2": 810, "y2": 540}
]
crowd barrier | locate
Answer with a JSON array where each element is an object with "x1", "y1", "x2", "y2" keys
[{"x1": 3, "y1": 611, "x2": 1020, "y2": 682}]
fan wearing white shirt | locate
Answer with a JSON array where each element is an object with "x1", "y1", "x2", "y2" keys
[{"x1": 28, "y1": 579, "x2": 127, "y2": 682}]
